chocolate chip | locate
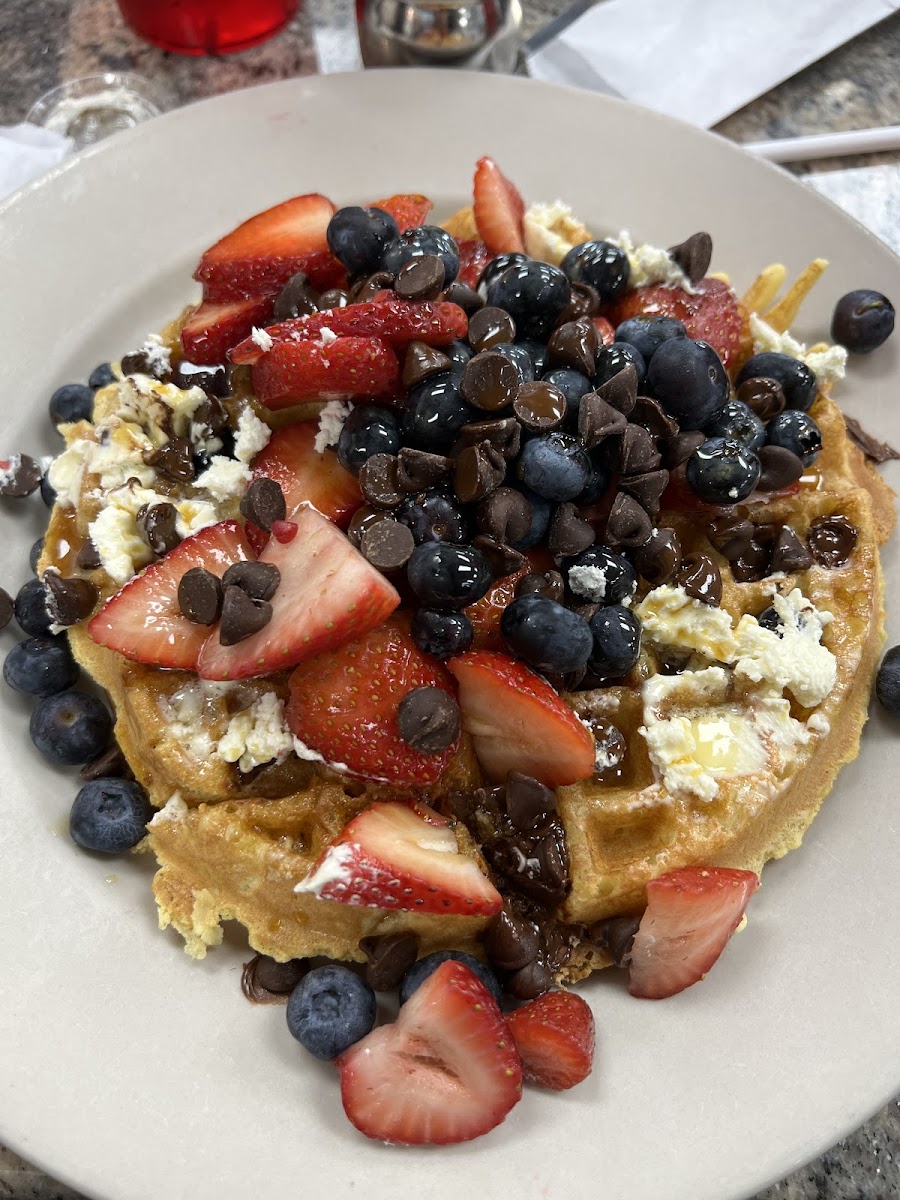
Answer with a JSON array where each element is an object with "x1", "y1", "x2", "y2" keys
[
  {"x1": 632, "y1": 526, "x2": 682, "y2": 586},
  {"x1": 397, "y1": 686, "x2": 461, "y2": 753},
  {"x1": 578, "y1": 393, "x2": 627, "y2": 449},
  {"x1": 121, "y1": 349, "x2": 167, "y2": 379},
  {"x1": 457, "y1": 417, "x2": 521, "y2": 461},
  {"x1": 546, "y1": 316, "x2": 599, "y2": 376},
  {"x1": 80, "y1": 742, "x2": 134, "y2": 782},
  {"x1": 605, "y1": 493, "x2": 653, "y2": 548},
  {"x1": 147, "y1": 437, "x2": 195, "y2": 483},
  {"x1": 515, "y1": 570, "x2": 565, "y2": 602},
  {"x1": 506, "y1": 771, "x2": 556, "y2": 830},
  {"x1": 44, "y1": 572, "x2": 98, "y2": 626},
  {"x1": 665, "y1": 429, "x2": 705, "y2": 470},
  {"x1": 587, "y1": 716, "x2": 627, "y2": 773},
  {"x1": 273, "y1": 272, "x2": 320, "y2": 320},
  {"x1": 347, "y1": 505, "x2": 393, "y2": 548},
  {"x1": 219, "y1": 585, "x2": 273, "y2": 645},
  {"x1": 757, "y1": 445, "x2": 805, "y2": 492},
  {"x1": 676, "y1": 552, "x2": 722, "y2": 605},
  {"x1": 401, "y1": 341, "x2": 452, "y2": 390},
  {"x1": 178, "y1": 567, "x2": 224, "y2": 624},
  {"x1": 731, "y1": 541, "x2": 770, "y2": 582},
  {"x1": 240, "y1": 478, "x2": 286, "y2": 532},
  {"x1": 589, "y1": 914, "x2": 641, "y2": 968},
  {"x1": 467, "y1": 306, "x2": 515, "y2": 352},
  {"x1": 595, "y1": 364, "x2": 637, "y2": 416},
  {"x1": 140, "y1": 502, "x2": 181, "y2": 556},
  {"x1": 361, "y1": 518, "x2": 415, "y2": 572},
  {"x1": 513, "y1": 381, "x2": 567, "y2": 433},
  {"x1": 0, "y1": 587, "x2": 13, "y2": 630},
  {"x1": 396, "y1": 447, "x2": 452, "y2": 493},
  {"x1": 807, "y1": 515, "x2": 858, "y2": 568},
  {"x1": 618, "y1": 468, "x2": 669, "y2": 521},
  {"x1": 359, "y1": 933, "x2": 419, "y2": 992},
  {"x1": 471, "y1": 534, "x2": 525, "y2": 579},
  {"x1": 0, "y1": 454, "x2": 42, "y2": 498},
  {"x1": 707, "y1": 511, "x2": 754, "y2": 560},
  {"x1": 486, "y1": 821, "x2": 570, "y2": 907},
  {"x1": 359, "y1": 453, "x2": 403, "y2": 508},
  {"x1": 557, "y1": 281, "x2": 601, "y2": 324},
  {"x1": 506, "y1": 956, "x2": 554, "y2": 1000},
  {"x1": 75, "y1": 538, "x2": 102, "y2": 571},
  {"x1": 394, "y1": 253, "x2": 445, "y2": 302},
  {"x1": 460, "y1": 352, "x2": 518, "y2": 412},
  {"x1": 843, "y1": 415, "x2": 900, "y2": 463},
  {"x1": 318, "y1": 288, "x2": 350, "y2": 309},
  {"x1": 668, "y1": 232, "x2": 713, "y2": 285},
  {"x1": 349, "y1": 271, "x2": 394, "y2": 303},
  {"x1": 632, "y1": 395, "x2": 679, "y2": 441},
  {"x1": 477, "y1": 486, "x2": 532, "y2": 544},
  {"x1": 548, "y1": 502, "x2": 594, "y2": 558},
  {"x1": 608, "y1": 424, "x2": 661, "y2": 476},
  {"x1": 483, "y1": 908, "x2": 540, "y2": 972},
  {"x1": 454, "y1": 441, "x2": 505, "y2": 504},
  {"x1": 770, "y1": 525, "x2": 814, "y2": 573},
  {"x1": 737, "y1": 376, "x2": 786, "y2": 422},
  {"x1": 441, "y1": 281, "x2": 484, "y2": 314},
  {"x1": 752, "y1": 522, "x2": 780, "y2": 550},
  {"x1": 241, "y1": 954, "x2": 309, "y2": 1003},
  {"x1": 193, "y1": 395, "x2": 229, "y2": 436},
  {"x1": 222, "y1": 560, "x2": 281, "y2": 602}
]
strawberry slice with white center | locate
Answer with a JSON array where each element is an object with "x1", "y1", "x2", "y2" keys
[
  {"x1": 181, "y1": 295, "x2": 276, "y2": 366},
  {"x1": 296, "y1": 801, "x2": 501, "y2": 916},
  {"x1": 370, "y1": 193, "x2": 433, "y2": 230},
  {"x1": 197, "y1": 504, "x2": 399, "y2": 681},
  {"x1": 193, "y1": 193, "x2": 340, "y2": 302},
  {"x1": 250, "y1": 422, "x2": 361, "y2": 529},
  {"x1": 251, "y1": 337, "x2": 400, "y2": 408},
  {"x1": 447, "y1": 650, "x2": 595, "y2": 788},
  {"x1": 87, "y1": 520, "x2": 251, "y2": 669},
  {"x1": 473, "y1": 156, "x2": 526, "y2": 256},
  {"x1": 336, "y1": 960, "x2": 521, "y2": 1145},
  {"x1": 628, "y1": 866, "x2": 760, "y2": 1000}
]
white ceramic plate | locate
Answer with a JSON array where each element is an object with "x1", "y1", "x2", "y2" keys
[{"x1": 1, "y1": 70, "x2": 899, "y2": 1200}]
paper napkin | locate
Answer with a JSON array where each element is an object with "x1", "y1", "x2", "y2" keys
[{"x1": 0, "y1": 124, "x2": 72, "y2": 202}]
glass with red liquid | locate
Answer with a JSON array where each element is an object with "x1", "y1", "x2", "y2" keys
[{"x1": 117, "y1": 0, "x2": 300, "y2": 55}]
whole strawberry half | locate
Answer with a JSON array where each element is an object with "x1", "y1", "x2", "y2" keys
[
  {"x1": 371, "y1": 193, "x2": 433, "y2": 230},
  {"x1": 507, "y1": 990, "x2": 595, "y2": 1091},
  {"x1": 296, "y1": 800, "x2": 501, "y2": 916},
  {"x1": 286, "y1": 618, "x2": 458, "y2": 786},
  {"x1": 473, "y1": 156, "x2": 526, "y2": 256},
  {"x1": 628, "y1": 866, "x2": 760, "y2": 999},
  {"x1": 610, "y1": 278, "x2": 743, "y2": 368},
  {"x1": 252, "y1": 336, "x2": 401, "y2": 408},
  {"x1": 181, "y1": 295, "x2": 276, "y2": 366},
  {"x1": 336, "y1": 960, "x2": 522, "y2": 1145},
  {"x1": 250, "y1": 421, "x2": 361, "y2": 529}
]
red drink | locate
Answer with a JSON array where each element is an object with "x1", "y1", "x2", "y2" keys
[{"x1": 117, "y1": 0, "x2": 299, "y2": 55}]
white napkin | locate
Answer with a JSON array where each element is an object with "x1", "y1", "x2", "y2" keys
[
  {"x1": 528, "y1": 0, "x2": 900, "y2": 128},
  {"x1": 0, "y1": 124, "x2": 72, "y2": 201}
]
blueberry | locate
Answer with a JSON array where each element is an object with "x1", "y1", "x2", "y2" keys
[
  {"x1": 576, "y1": 460, "x2": 610, "y2": 506},
  {"x1": 4, "y1": 637, "x2": 78, "y2": 697},
  {"x1": 595, "y1": 342, "x2": 647, "y2": 391},
  {"x1": 407, "y1": 543, "x2": 492, "y2": 609},
  {"x1": 491, "y1": 343, "x2": 535, "y2": 384},
  {"x1": 765, "y1": 410, "x2": 822, "y2": 466},
  {"x1": 477, "y1": 252, "x2": 529, "y2": 297},
  {"x1": 30, "y1": 690, "x2": 112, "y2": 765},
  {"x1": 382, "y1": 225, "x2": 460, "y2": 285},
  {"x1": 510, "y1": 486, "x2": 552, "y2": 550},
  {"x1": 326, "y1": 206, "x2": 399, "y2": 277},
  {"x1": 542, "y1": 368, "x2": 593, "y2": 422},
  {"x1": 831, "y1": 289, "x2": 895, "y2": 354},
  {"x1": 516, "y1": 432, "x2": 590, "y2": 503},
  {"x1": 411, "y1": 608, "x2": 474, "y2": 658},
  {"x1": 88, "y1": 362, "x2": 116, "y2": 389},
  {"x1": 30, "y1": 536, "x2": 45, "y2": 575},
  {"x1": 398, "y1": 487, "x2": 469, "y2": 544},
  {"x1": 69, "y1": 778, "x2": 153, "y2": 854},
  {"x1": 49, "y1": 383, "x2": 94, "y2": 426},
  {"x1": 735, "y1": 353, "x2": 817, "y2": 412},
  {"x1": 589, "y1": 605, "x2": 642, "y2": 678},
  {"x1": 14, "y1": 579, "x2": 53, "y2": 637},
  {"x1": 560, "y1": 241, "x2": 630, "y2": 303},
  {"x1": 685, "y1": 437, "x2": 762, "y2": 505},
  {"x1": 40, "y1": 473, "x2": 57, "y2": 509},
  {"x1": 487, "y1": 262, "x2": 571, "y2": 340},
  {"x1": 286, "y1": 965, "x2": 376, "y2": 1061},
  {"x1": 336, "y1": 404, "x2": 401, "y2": 475},
  {"x1": 444, "y1": 340, "x2": 475, "y2": 371},
  {"x1": 614, "y1": 315, "x2": 687, "y2": 363},
  {"x1": 876, "y1": 645, "x2": 900, "y2": 715},
  {"x1": 704, "y1": 400, "x2": 766, "y2": 452},
  {"x1": 402, "y1": 374, "x2": 473, "y2": 451},
  {"x1": 563, "y1": 545, "x2": 637, "y2": 606},
  {"x1": 501, "y1": 594, "x2": 594, "y2": 674},
  {"x1": 517, "y1": 338, "x2": 548, "y2": 377},
  {"x1": 647, "y1": 338, "x2": 729, "y2": 429},
  {"x1": 399, "y1": 951, "x2": 502, "y2": 1007},
  {"x1": 757, "y1": 606, "x2": 782, "y2": 633}
]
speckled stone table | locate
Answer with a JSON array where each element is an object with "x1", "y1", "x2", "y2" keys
[{"x1": 1, "y1": 4, "x2": 899, "y2": 1198}]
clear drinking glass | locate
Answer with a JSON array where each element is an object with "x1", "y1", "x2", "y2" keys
[{"x1": 26, "y1": 73, "x2": 173, "y2": 151}]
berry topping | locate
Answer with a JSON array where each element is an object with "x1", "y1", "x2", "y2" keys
[
  {"x1": 735, "y1": 352, "x2": 818, "y2": 413},
  {"x1": 588, "y1": 605, "x2": 642, "y2": 679},
  {"x1": 181, "y1": 295, "x2": 275, "y2": 366},
  {"x1": 399, "y1": 951, "x2": 503, "y2": 1007},
  {"x1": 3, "y1": 637, "x2": 78, "y2": 697},
  {"x1": 286, "y1": 965, "x2": 377, "y2": 1060},
  {"x1": 370, "y1": 192, "x2": 433, "y2": 230},
  {"x1": 382, "y1": 225, "x2": 460, "y2": 285},
  {"x1": 614, "y1": 314, "x2": 687, "y2": 363},
  {"x1": 594, "y1": 341, "x2": 647, "y2": 391},
  {"x1": 406, "y1": 542, "x2": 492, "y2": 609},
  {"x1": 402, "y1": 373, "x2": 473, "y2": 451},
  {"x1": 647, "y1": 338, "x2": 730, "y2": 430},
  {"x1": 49, "y1": 383, "x2": 94, "y2": 426},
  {"x1": 30, "y1": 690, "x2": 112, "y2": 766},
  {"x1": 500, "y1": 593, "x2": 594, "y2": 675},
  {"x1": 704, "y1": 399, "x2": 766, "y2": 451},
  {"x1": 507, "y1": 990, "x2": 595, "y2": 1091},
  {"x1": 14, "y1": 579, "x2": 53, "y2": 638},
  {"x1": 685, "y1": 437, "x2": 762, "y2": 505},
  {"x1": 472, "y1": 157, "x2": 526, "y2": 255},
  {"x1": 336, "y1": 404, "x2": 401, "y2": 476},
  {"x1": 765, "y1": 410, "x2": 823, "y2": 466},
  {"x1": 252, "y1": 336, "x2": 401, "y2": 407},
  {"x1": 326, "y1": 206, "x2": 400, "y2": 277},
  {"x1": 486, "y1": 260, "x2": 571, "y2": 340},
  {"x1": 69, "y1": 778, "x2": 153, "y2": 854},
  {"x1": 831, "y1": 288, "x2": 895, "y2": 354},
  {"x1": 876, "y1": 646, "x2": 900, "y2": 716},
  {"x1": 611, "y1": 277, "x2": 742, "y2": 367},
  {"x1": 561, "y1": 240, "x2": 630, "y2": 303},
  {"x1": 252, "y1": 421, "x2": 362, "y2": 527},
  {"x1": 516, "y1": 432, "x2": 591, "y2": 503},
  {"x1": 411, "y1": 607, "x2": 474, "y2": 659}
]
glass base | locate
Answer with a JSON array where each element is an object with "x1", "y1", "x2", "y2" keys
[{"x1": 27, "y1": 74, "x2": 173, "y2": 150}]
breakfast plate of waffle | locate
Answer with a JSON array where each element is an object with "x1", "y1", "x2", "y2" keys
[{"x1": 1, "y1": 69, "x2": 899, "y2": 1200}]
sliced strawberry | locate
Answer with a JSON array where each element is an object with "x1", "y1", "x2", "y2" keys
[
  {"x1": 372, "y1": 193, "x2": 433, "y2": 230},
  {"x1": 464, "y1": 551, "x2": 553, "y2": 648},
  {"x1": 193, "y1": 193, "x2": 336, "y2": 302},
  {"x1": 296, "y1": 801, "x2": 501, "y2": 916},
  {"x1": 457, "y1": 239, "x2": 492, "y2": 290},
  {"x1": 181, "y1": 295, "x2": 276, "y2": 366},
  {"x1": 252, "y1": 337, "x2": 400, "y2": 408},
  {"x1": 87, "y1": 520, "x2": 251, "y2": 669},
  {"x1": 593, "y1": 315, "x2": 616, "y2": 346},
  {"x1": 231, "y1": 298, "x2": 467, "y2": 365},
  {"x1": 286, "y1": 618, "x2": 458, "y2": 786},
  {"x1": 250, "y1": 422, "x2": 361, "y2": 528},
  {"x1": 336, "y1": 961, "x2": 521, "y2": 1145},
  {"x1": 197, "y1": 505, "x2": 399, "y2": 680},
  {"x1": 244, "y1": 520, "x2": 268, "y2": 558},
  {"x1": 472, "y1": 157, "x2": 526, "y2": 256},
  {"x1": 610, "y1": 278, "x2": 743, "y2": 368},
  {"x1": 447, "y1": 650, "x2": 595, "y2": 788},
  {"x1": 507, "y1": 991, "x2": 595, "y2": 1091},
  {"x1": 629, "y1": 866, "x2": 760, "y2": 1000}
]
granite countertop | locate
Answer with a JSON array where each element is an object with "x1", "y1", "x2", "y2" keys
[{"x1": 1, "y1": 3, "x2": 899, "y2": 1198}]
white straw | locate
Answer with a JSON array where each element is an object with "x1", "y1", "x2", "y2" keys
[{"x1": 744, "y1": 125, "x2": 900, "y2": 164}]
